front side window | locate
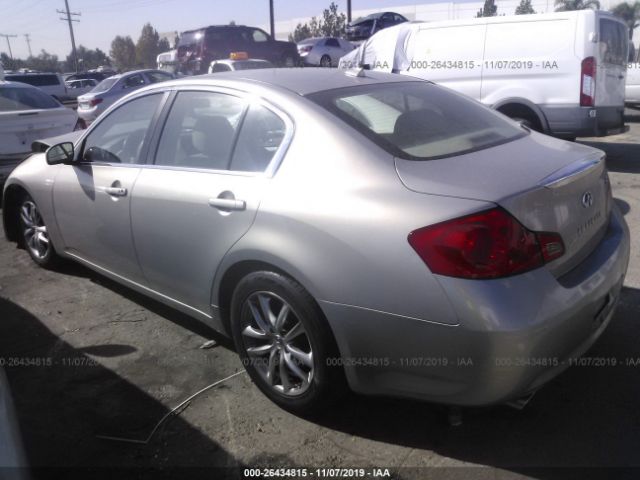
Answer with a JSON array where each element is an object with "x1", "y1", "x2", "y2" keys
[
  {"x1": 124, "y1": 74, "x2": 145, "y2": 88},
  {"x1": 250, "y1": 28, "x2": 269, "y2": 43},
  {"x1": 155, "y1": 91, "x2": 246, "y2": 170},
  {"x1": 82, "y1": 94, "x2": 162, "y2": 164},
  {"x1": 308, "y1": 82, "x2": 525, "y2": 160}
]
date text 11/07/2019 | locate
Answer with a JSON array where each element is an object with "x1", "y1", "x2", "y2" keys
[
  {"x1": 340, "y1": 60, "x2": 560, "y2": 70},
  {"x1": 243, "y1": 468, "x2": 392, "y2": 478}
]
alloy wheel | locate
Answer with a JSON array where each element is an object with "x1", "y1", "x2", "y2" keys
[
  {"x1": 21, "y1": 200, "x2": 50, "y2": 260},
  {"x1": 241, "y1": 291, "x2": 314, "y2": 397}
]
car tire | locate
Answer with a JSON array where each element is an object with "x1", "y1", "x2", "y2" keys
[
  {"x1": 282, "y1": 54, "x2": 296, "y2": 68},
  {"x1": 320, "y1": 55, "x2": 332, "y2": 68},
  {"x1": 230, "y1": 271, "x2": 345, "y2": 415},
  {"x1": 18, "y1": 194, "x2": 62, "y2": 269}
]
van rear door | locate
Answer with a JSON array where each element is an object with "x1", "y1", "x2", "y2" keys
[{"x1": 595, "y1": 15, "x2": 627, "y2": 108}]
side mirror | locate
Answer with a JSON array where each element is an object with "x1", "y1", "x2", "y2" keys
[{"x1": 46, "y1": 142, "x2": 74, "y2": 165}]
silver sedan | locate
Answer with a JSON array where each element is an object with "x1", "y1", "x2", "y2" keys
[{"x1": 2, "y1": 69, "x2": 630, "y2": 414}]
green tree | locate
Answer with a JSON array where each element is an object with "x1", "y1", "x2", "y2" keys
[
  {"x1": 0, "y1": 52, "x2": 25, "y2": 71},
  {"x1": 554, "y1": 0, "x2": 600, "y2": 11},
  {"x1": 65, "y1": 45, "x2": 110, "y2": 72},
  {"x1": 135, "y1": 23, "x2": 163, "y2": 69},
  {"x1": 288, "y1": 2, "x2": 346, "y2": 42},
  {"x1": 611, "y1": 1, "x2": 640, "y2": 39},
  {"x1": 476, "y1": 0, "x2": 498, "y2": 17},
  {"x1": 515, "y1": 0, "x2": 536, "y2": 14},
  {"x1": 110, "y1": 35, "x2": 136, "y2": 71},
  {"x1": 25, "y1": 50, "x2": 60, "y2": 72}
]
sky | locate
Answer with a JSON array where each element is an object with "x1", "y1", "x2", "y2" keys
[{"x1": 0, "y1": 0, "x2": 449, "y2": 60}]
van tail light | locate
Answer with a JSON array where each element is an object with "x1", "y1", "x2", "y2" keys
[
  {"x1": 89, "y1": 98, "x2": 103, "y2": 107},
  {"x1": 408, "y1": 208, "x2": 565, "y2": 279},
  {"x1": 580, "y1": 56, "x2": 596, "y2": 107}
]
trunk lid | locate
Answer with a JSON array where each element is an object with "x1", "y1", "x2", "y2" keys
[
  {"x1": 395, "y1": 133, "x2": 611, "y2": 276},
  {"x1": 0, "y1": 108, "x2": 76, "y2": 156}
]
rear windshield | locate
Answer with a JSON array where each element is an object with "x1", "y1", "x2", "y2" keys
[
  {"x1": 308, "y1": 82, "x2": 526, "y2": 160},
  {"x1": 233, "y1": 60, "x2": 273, "y2": 70},
  {"x1": 92, "y1": 77, "x2": 118, "y2": 93},
  {"x1": 6, "y1": 74, "x2": 60, "y2": 87},
  {"x1": 0, "y1": 85, "x2": 60, "y2": 111},
  {"x1": 599, "y1": 18, "x2": 628, "y2": 65}
]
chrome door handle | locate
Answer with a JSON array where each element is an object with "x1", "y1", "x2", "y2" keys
[
  {"x1": 208, "y1": 198, "x2": 246, "y2": 211},
  {"x1": 105, "y1": 187, "x2": 127, "y2": 197}
]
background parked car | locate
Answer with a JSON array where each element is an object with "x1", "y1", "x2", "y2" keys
[
  {"x1": 345, "y1": 12, "x2": 408, "y2": 41},
  {"x1": 0, "y1": 80, "x2": 78, "y2": 185},
  {"x1": 297, "y1": 37, "x2": 355, "y2": 67},
  {"x1": 77, "y1": 69, "x2": 174, "y2": 124},
  {"x1": 65, "y1": 78, "x2": 98, "y2": 99},
  {"x1": 177, "y1": 25, "x2": 299, "y2": 74},
  {"x1": 4, "y1": 72, "x2": 68, "y2": 102},
  {"x1": 209, "y1": 54, "x2": 274, "y2": 73}
]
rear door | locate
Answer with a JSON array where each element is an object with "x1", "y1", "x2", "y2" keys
[
  {"x1": 130, "y1": 88, "x2": 291, "y2": 314},
  {"x1": 596, "y1": 15, "x2": 628, "y2": 107}
]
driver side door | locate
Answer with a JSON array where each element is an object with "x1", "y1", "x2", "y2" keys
[{"x1": 52, "y1": 92, "x2": 165, "y2": 283}]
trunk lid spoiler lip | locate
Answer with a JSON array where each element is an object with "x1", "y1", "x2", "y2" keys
[{"x1": 539, "y1": 153, "x2": 605, "y2": 189}]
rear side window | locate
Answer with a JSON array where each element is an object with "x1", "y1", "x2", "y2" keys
[
  {"x1": 155, "y1": 91, "x2": 246, "y2": 170},
  {"x1": 230, "y1": 104, "x2": 286, "y2": 172},
  {"x1": 146, "y1": 71, "x2": 173, "y2": 84},
  {"x1": 124, "y1": 74, "x2": 145, "y2": 88},
  {"x1": 325, "y1": 38, "x2": 340, "y2": 47},
  {"x1": 599, "y1": 19, "x2": 627, "y2": 66},
  {"x1": 0, "y1": 86, "x2": 60, "y2": 110},
  {"x1": 308, "y1": 82, "x2": 525, "y2": 160}
]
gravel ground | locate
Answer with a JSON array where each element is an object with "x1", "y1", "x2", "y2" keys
[{"x1": 1, "y1": 118, "x2": 639, "y2": 480}]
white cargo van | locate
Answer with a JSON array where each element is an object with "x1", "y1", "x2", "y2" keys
[{"x1": 340, "y1": 11, "x2": 628, "y2": 139}]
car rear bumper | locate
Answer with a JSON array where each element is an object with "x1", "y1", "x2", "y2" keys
[
  {"x1": 321, "y1": 205, "x2": 630, "y2": 406},
  {"x1": 541, "y1": 104, "x2": 627, "y2": 138}
]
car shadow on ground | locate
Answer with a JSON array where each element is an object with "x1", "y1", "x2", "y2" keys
[
  {"x1": 0, "y1": 297, "x2": 243, "y2": 479},
  {"x1": 310, "y1": 286, "x2": 640, "y2": 479},
  {"x1": 578, "y1": 140, "x2": 640, "y2": 174}
]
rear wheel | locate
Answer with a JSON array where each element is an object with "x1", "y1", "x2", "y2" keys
[
  {"x1": 282, "y1": 54, "x2": 296, "y2": 68},
  {"x1": 230, "y1": 271, "x2": 345, "y2": 414},
  {"x1": 320, "y1": 55, "x2": 332, "y2": 68},
  {"x1": 18, "y1": 195, "x2": 61, "y2": 268}
]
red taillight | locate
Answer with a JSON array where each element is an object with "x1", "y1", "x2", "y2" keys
[
  {"x1": 89, "y1": 98, "x2": 103, "y2": 107},
  {"x1": 298, "y1": 45, "x2": 313, "y2": 54},
  {"x1": 580, "y1": 56, "x2": 596, "y2": 107},
  {"x1": 408, "y1": 208, "x2": 564, "y2": 279}
]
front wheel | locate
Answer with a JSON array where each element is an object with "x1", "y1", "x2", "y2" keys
[
  {"x1": 18, "y1": 195, "x2": 61, "y2": 268},
  {"x1": 230, "y1": 271, "x2": 345, "y2": 414}
]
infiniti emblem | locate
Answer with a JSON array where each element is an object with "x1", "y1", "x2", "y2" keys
[{"x1": 582, "y1": 191, "x2": 594, "y2": 208}]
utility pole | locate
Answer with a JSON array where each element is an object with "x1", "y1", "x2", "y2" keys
[
  {"x1": 347, "y1": 0, "x2": 352, "y2": 23},
  {"x1": 0, "y1": 33, "x2": 18, "y2": 60},
  {"x1": 269, "y1": 0, "x2": 275, "y2": 38},
  {"x1": 24, "y1": 34, "x2": 32, "y2": 57},
  {"x1": 57, "y1": 0, "x2": 80, "y2": 72}
]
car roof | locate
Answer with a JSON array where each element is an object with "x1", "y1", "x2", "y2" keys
[{"x1": 184, "y1": 68, "x2": 422, "y2": 96}]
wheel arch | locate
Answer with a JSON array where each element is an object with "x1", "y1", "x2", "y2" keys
[{"x1": 492, "y1": 98, "x2": 549, "y2": 133}]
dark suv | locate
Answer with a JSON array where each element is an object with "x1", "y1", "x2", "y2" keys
[
  {"x1": 345, "y1": 12, "x2": 408, "y2": 41},
  {"x1": 177, "y1": 25, "x2": 299, "y2": 75}
]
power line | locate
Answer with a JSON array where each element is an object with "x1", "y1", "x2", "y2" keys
[
  {"x1": 0, "y1": 33, "x2": 18, "y2": 59},
  {"x1": 24, "y1": 33, "x2": 32, "y2": 57},
  {"x1": 57, "y1": 0, "x2": 80, "y2": 72}
]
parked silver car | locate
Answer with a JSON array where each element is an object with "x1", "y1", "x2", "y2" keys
[
  {"x1": 77, "y1": 69, "x2": 174, "y2": 124},
  {"x1": 2, "y1": 69, "x2": 630, "y2": 414},
  {"x1": 297, "y1": 37, "x2": 355, "y2": 67}
]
